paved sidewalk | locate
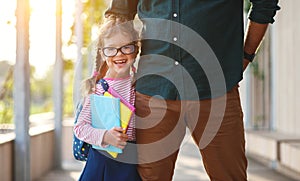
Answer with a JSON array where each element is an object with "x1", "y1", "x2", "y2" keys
[
  {"x1": 38, "y1": 131, "x2": 297, "y2": 181},
  {"x1": 173, "y1": 132, "x2": 297, "y2": 181}
]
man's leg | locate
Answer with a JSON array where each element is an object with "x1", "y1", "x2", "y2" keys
[
  {"x1": 187, "y1": 86, "x2": 248, "y2": 181},
  {"x1": 135, "y1": 92, "x2": 186, "y2": 181}
]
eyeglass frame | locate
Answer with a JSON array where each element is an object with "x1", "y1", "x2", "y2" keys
[{"x1": 100, "y1": 43, "x2": 138, "y2": 57}]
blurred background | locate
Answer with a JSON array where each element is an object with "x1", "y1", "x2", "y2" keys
[
  {"x1": 0, "y1": 0, "x2": 107, "y2": 125},
  {"x1": 0, "y1": 0, "x2": 299, "y2": 181}
]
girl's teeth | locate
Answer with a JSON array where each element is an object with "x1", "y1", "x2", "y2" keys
[{"x1": 115, "y1": 60, "x2": 125, "y2": 64}]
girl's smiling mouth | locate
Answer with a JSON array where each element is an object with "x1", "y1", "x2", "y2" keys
[{"x1": 114, "y1": 59, "x2": 127, "y2": 64}]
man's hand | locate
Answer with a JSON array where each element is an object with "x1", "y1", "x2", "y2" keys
[{"x1": 243, "y1": 21, "x2": 269, "y2": 72}]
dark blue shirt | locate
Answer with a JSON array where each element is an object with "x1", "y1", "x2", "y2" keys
[{"x1": 106, "y1": 0, "x2": 280, "y2": 100}]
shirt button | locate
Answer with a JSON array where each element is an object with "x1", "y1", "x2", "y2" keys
[
  {"x1": 174, "y1": 61, "x2": 179, "y2": 65},
  {"x1": 173, "y1": 37, "x2": 178, "y2": 42},
  {"x1": 173, "y1": 13, "x2": 178, "y2": 18}
]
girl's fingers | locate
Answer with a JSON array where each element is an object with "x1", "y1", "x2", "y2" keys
[
  {"x1": 113, "y1": 127, "x2": 125, "y2": 133},
  {"x1": 119, "y1": 142, "x2": 127, "y2": 148},
  {"x1": 113, "y1": 126, "x2": 125, "y2": 132},
  {"x1": 121, "y1": 133, "x2": 128, "y2": 140},
  {"x1": 106, "y1": 127, "x2": 128, "y2": 148},
  {"x1": 112, "y1": 127, "x2": 128, "y2": 140}
]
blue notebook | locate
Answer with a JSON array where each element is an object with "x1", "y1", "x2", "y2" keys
[{"x1": 90, "y1": 94, "x2": 122, "y2": 154}]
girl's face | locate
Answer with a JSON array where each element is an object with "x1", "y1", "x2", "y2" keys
[{"x1": 102, "y1": 32, "x2": 137, "y2": 79}]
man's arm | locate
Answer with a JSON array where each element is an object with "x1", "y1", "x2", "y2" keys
[
  {"x1": 105, "y1": 0, "x2": 139, "y2": 20},
  {"x1": 243, "y1": 0, "x2": 280, "y2": 71},
  {"x1": 243, "y1": 21, "x2": 268, "y2": 70}
]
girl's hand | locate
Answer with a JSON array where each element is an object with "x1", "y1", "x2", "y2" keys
[{"x1": 103, "y1": 127, "x2": 128, "y2": 149}]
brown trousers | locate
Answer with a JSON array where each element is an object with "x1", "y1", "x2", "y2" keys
[{"x1": 135, "y1": 86, "x2": 247, "y2": 181}]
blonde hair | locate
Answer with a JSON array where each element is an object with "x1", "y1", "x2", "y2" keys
[{"x1": 81, "y1": 15, "x2": 140, "y2": 96}]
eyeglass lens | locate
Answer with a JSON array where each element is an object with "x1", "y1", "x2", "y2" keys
[{"x1": 103, "y1": 44, "x2": 136, "y2": 57}]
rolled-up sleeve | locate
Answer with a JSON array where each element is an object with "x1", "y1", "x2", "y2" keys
[
  {"x1": 249, "y1": 0, "x2": 280, "y2": 24},
  {"x1": 105, "y1": 0, "x2": 139, "y2": 20}
]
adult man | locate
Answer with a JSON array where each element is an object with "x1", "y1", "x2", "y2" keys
[{"x1": 105, "y1": 0, "x2": 280, "y2": 180}]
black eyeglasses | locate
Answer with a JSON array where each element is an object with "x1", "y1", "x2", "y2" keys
[{"x1": 101, "y1": 44, "x2": 137, "y2": 57}]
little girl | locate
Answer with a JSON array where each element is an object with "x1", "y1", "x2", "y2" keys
[{"x1": 73, "y1": 16, "x2": 141, "y2": 181}]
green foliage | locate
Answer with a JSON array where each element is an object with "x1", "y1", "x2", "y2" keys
[
  {"x1": 0, "y1": 62, "x2": 55, "y2": 125},
  {"x1": 244, "y1": 0, "x2": 251, "y2": 13},
  {"x1": 82, "y1": 0, "x2": 106, "y2": 46},
  {"x1": 70, "y1": 0, "x2": 106, "y2": 47},
  {"x1": 0, "y1": 66, "x2": 13, "y2": 124},
  {"x1": 249, "y1": 60, "x2": 264, "y2": 81},
  {"x1": 30, "y1": 66, "x2": 54, "y2": 114},
  {"x1": 64, "y1": 71, "x2": 75, "y2": 116},
  {"x1": 64, "y1": 59, "x2": 74, "y2": 71}
]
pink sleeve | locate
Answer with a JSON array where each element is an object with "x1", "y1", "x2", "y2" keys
[{"x1": 73, "y1": 95, "x2": 107, "y2": 147}]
